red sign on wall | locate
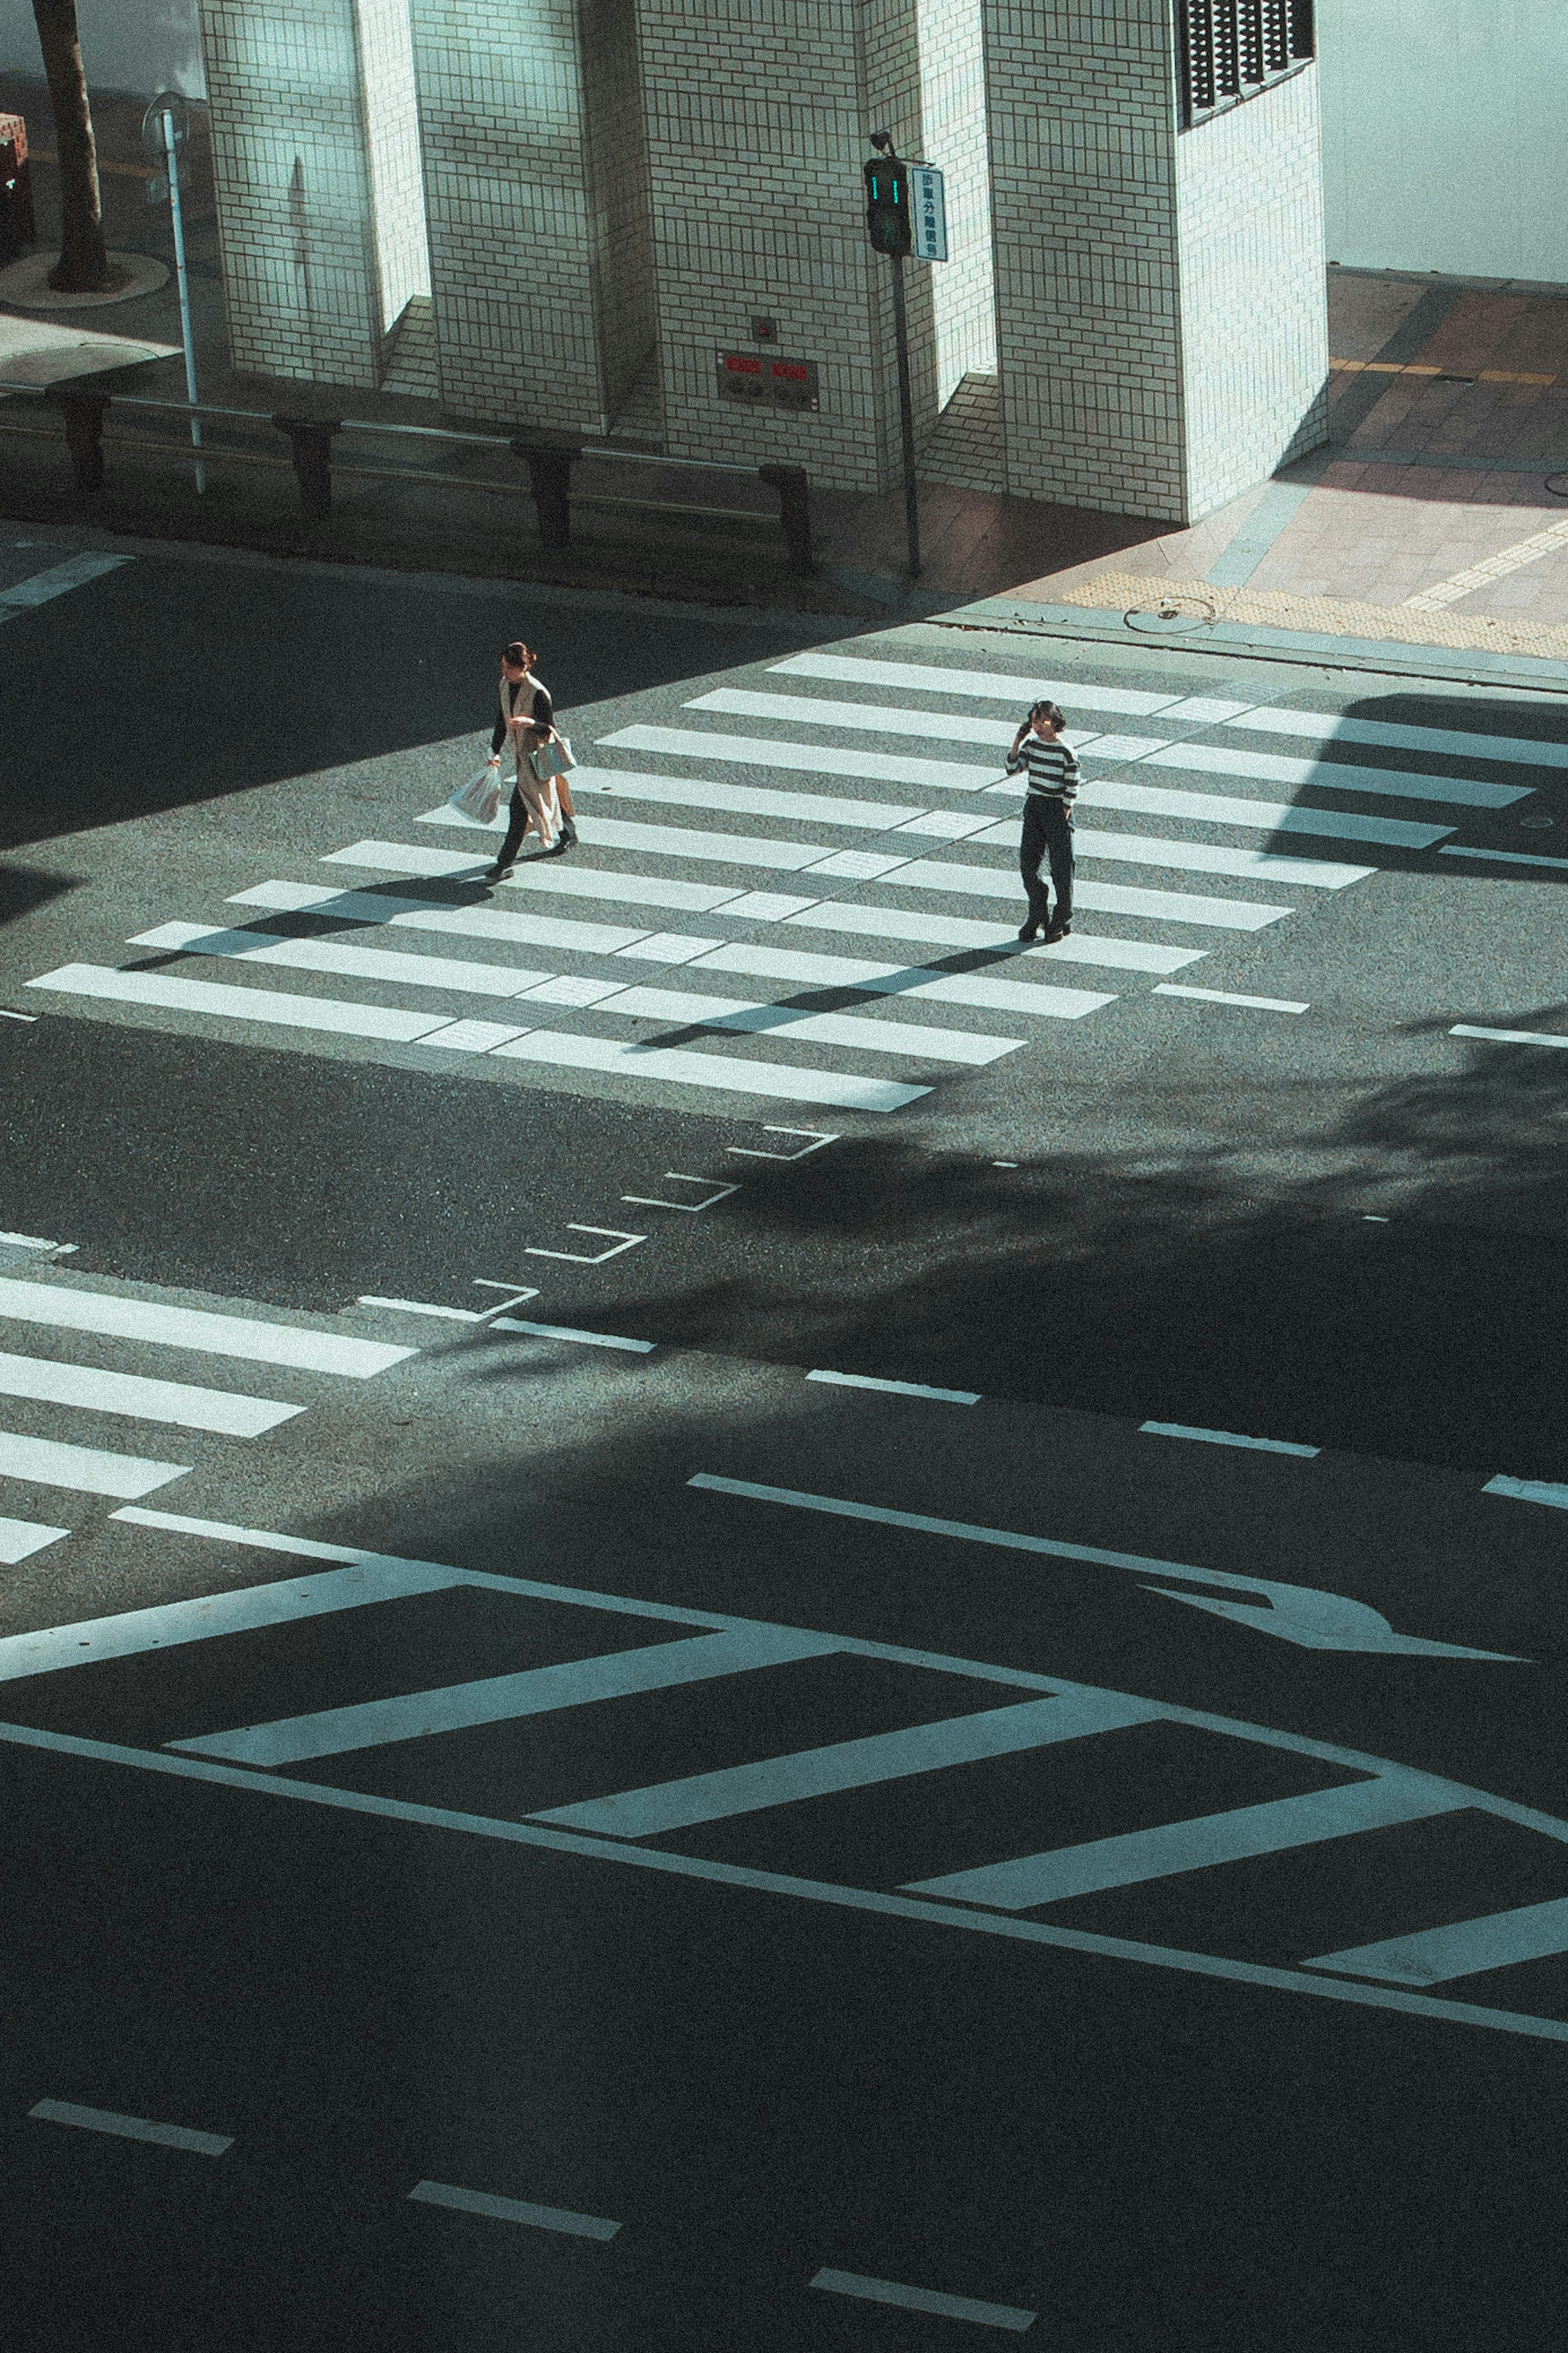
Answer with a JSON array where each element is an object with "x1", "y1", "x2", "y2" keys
[{"x1": 715, "y1": 351, "x2": 820, "y2": 412}]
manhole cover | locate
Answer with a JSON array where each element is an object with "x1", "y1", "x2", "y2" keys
[
  {"x1": 1519, "y1": 814, "x2": 1556, "y2": 829},
  {"x1": 1124, "y1": 594, "x2": 1216, "y2": 635},
  {"x1": 1546, "y1": 472, "x2": 1568, "y2": 499}
]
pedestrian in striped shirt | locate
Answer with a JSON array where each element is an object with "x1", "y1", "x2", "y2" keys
[{"x1": 1007, "y1": 699, "x2": 1078, "y2": 943}]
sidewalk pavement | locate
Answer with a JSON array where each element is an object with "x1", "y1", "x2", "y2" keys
[{"x1": 3, "y1": 77, "x2": 1568, "y2": 678}]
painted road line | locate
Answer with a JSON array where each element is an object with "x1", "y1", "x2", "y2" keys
[
  {"x1": 1440, "y1": 844, "x2": 1568, "y2": 870},
  {"x1": 0, "y1": 1350, "x2": 305, "y2": 1437},
  {"x1": 168, "y1": 1624, "x2": 842, "y2": 1766},
  {"x1": 1225, "y1": 707, "x2": 1568, "y2": 769},
  {"x1": 689, "y1": 942, "x2": 1115, "y2": 1019},
  {"x1": 29, "y1": 2099, "x2": 232, "y2": 2156},
  {"x1": 442, "y1": 769, "x2": 929, "y2": 833},
  {"x1": 595, "y1": 986, "x2": 1022, "y2": 1066},
  {"x1": 12, "y1": 1518, "x2": 1561, "y2": 2037},
  {"x1": 129, "y1": 921, "x2": 552, "y2": 1001},
  {"x1": 333, "y1": 823, "x2": 828, "y2": 876},
  {"x1": 782, "y1": 900, "x2": 1203, "y2": 973},
  {"x1": 1141, "y1": 1421, "x2": 1319, "y2": 1457},
  {"x1": 1482, "y1": 1475, "x2": 1568, "y2": 1510},
  {"x1": 490, "y1": 1028, "x2": 931, "y2": 1111},
  {"x1": 27, "y1": 963, "x2": 458, "y2": 1046},
  {"x1": 769, "y1": 648, "x2": 1178, "y2": 717},
  {"x1": 806, "y1": 1369, "x2": 981, "y2": 1404},
  {"x1": 534, "y1": 1691, "x2": 1154, "y2": 1838},
  {"x1": 0, "y1": 1231, "x2": 70, "y2": 1253},
  {"x1": 0, "y1": 1430, "x2": 188, "y2": 1498},
  {"x1": 0, "y1": 550, "x2": 132, "y2": 607},
  {"x1": 408, "y1": 2180, "x2": 620, "y2": 2239},
  {"x1": 1450, "y1": 1024, "x2": 1568, "y2": 1050},
  {"x1": 688, "y1": 685, "x2": 1021, "y2": 747},
  {"x1": 419, "y1": 1019, "x2": 534, "y2": 1053},
  {"x1": 688, "y1": 1475, "x2": 1520, "y2": 1660},
  {"x1": 809, "y1": 2268, "x2": 1036, "y2": 2333},
  {"x1": 492, "y1": 863, "x2": 748, "y2": 914},
  {"x1": 1073, "y1": 778, "x2": 1453, "y2": 850},
  {"x1": 1303, "y1": 1896, "x2": 1568, "y2": 1986},
  {"x1": 1143, "y1": 742, "x2": 1528, "y2": 810},
  {"x1": 0, "y1": 1276, "x2": 414, "y2": 1378},
  {"x1": 906, "y1": 1775, "x2": 1464, "y2": 1909},
  {"x1": 0, "y1": 1010, "x2": 38, "y2": 1021},
  {"x1": 768, "y1": 653, "x2": 1568, "y2": 777},
  {"x1": 228, "y1": 879, "x2": 654, "y2": 958},
  {"x1": 0, "y1": 1516, "x2": 69, "y2": 1562},
  {"x1": 972, "y1": 822, "x2": 1375, "y2": 888},
  {"x1": 1153, "y1": 984, "x2": 1311, "y2": 1013},
  {"x1": 0, "y1": 1559, "x2": 469, "y2": 1682},
  {"x1": 358, "y1": 1297, "x2": 485, "y2": 1320},
  {"x1": 6, "y1": 1716, "x2": 1562, "y2": 2045},
  {"x1": 889, "y1": 859, "x2": 1291, "y2": 930},
  {"x1": 598, "y1": 725, "x2": 1002, "y2": 793}
]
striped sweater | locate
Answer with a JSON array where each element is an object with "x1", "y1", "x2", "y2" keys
[{"x1": 1005, "y1": 734, "x2": 1080, "y2": 804}]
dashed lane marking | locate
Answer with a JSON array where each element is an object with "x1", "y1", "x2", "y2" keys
[
  {"x1": 408, "y1": 2181, "x2": 620, "y2": 2239},
  {"x1": 1152, "y1": 984, "x2": 1311, "y2": 1014},
  {"x1": 806, "y1": 1369, "x2": 980, "y2": 1405},
  {"x1": 1140, "y1": 1421, "x2": 1319, "y2": 1457},
  {"x1": 29, "y1": 2099, "x2": 232, "y2": 2156},
  {"x1": 808, "y1": 2268, "x2": 1036, "y2": 2332}
]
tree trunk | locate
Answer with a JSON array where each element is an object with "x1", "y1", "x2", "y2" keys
[{"x1": 30, "y1": 0, "x2": 107, "y2": 291}]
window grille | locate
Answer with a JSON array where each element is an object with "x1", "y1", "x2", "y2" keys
[{"x1": 1177, "y1": 0, "x2": 1314, "y2": 128}]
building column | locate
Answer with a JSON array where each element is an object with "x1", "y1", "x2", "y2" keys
[{"x1": 982, "y1": 0, "x2": 1327, "y2": 524}]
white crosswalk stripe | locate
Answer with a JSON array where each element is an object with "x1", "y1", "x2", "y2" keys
[
  {"x1": 0, "y1": 1265, "x2": 418, "y2": 1534},
  {"x1": 27, "y1": 634, "x2": 1555, "y2": 1117}
]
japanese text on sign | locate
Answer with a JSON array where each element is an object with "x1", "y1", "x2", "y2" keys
[{"x1": 909, "y1": 163, "x2": 947, "y2": 263}]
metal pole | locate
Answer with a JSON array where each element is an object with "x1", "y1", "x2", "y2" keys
[
  {"x1": 885, "y1": 219, "x2": 920, "y2": 580},
  {"x1": 162, "y1": 108, "x2": 204, "y2": 494}
]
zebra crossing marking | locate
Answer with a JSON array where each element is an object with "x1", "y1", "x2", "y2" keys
[
  {"x1": 769, "y1": 651, "x2": 1568, "y2": 772},
  {"x1": 0, "y1": 1348, "x2": 304, "y2": 1436},
  {"x1": 0, "y1": 1273, "x2": 414, "y2": 1377},
  {"x1": 599, "y1": 725, "x2": 1001, "y2": 794},
  {"x1": 1141, "y1": 740, "x2": 1528, "y2": 810},
  {"x1": 5, "y1": 1508, "x2": 1564, "y2": 2041},
  {"x1": 0, "y1": 1515, "x2": 69, "y2": 1562},
  {"x1": 0, "y1": 1428, "x2": 189, "y2": 1499},
  {"x1": 1303, "y1": 1896, "x2": 1568, "y2": 1987},
  {"x1": 408, "y1": 2180, "x2": 620, "y2": 2240}
]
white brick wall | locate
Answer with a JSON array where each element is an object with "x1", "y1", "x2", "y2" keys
[
  {"x1": 636, "y1": 0, "x2": 938, "y2": 495},
  {"x1": 198, "y1": 0, "x2": 384, "y2": 388},
  {"x1": 985, "y1": 1, "x2": 1325, "y2": 523},
  {"x1": 408, "y1": 0, "x2": 603, "y2": 430},
  {"x1": 580, "y1": 0, "x2": 657, "y2": 424},
  {"x1": 1174, "y1": 65, "x2": 1328, "y2": 516},
  {"x1": 916, "y1": 0, "x2": 994, "y2": 406},
  {"x1": 356, "y1": 0, "x2": 430, "y2": 338}
]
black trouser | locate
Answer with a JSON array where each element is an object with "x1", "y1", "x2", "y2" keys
[
  {"x1": 496, "y1": 780, "x2": 550, "y2": 866},
  {"x1": 1020, "y1": 796, "x2": 1074, "y2": 927}
]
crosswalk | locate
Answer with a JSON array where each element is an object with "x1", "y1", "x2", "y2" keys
[
  {"x1": 0, "y1": 1259, "x2": 413, "y2": 1561},
  {"x1": 17, "y1": 641, "x2": 1566, "y2": 1116},
  {"x1": 6, "y1": 1504, "x2": 1566, "y2": 2043}
]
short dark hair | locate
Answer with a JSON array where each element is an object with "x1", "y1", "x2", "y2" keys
[
  {"x1": 1029, "y1": 699, "x2": 1065, "y2": 729},
  {"x1": 502, "y1": 641, "x2": 530, "y2": 667}
]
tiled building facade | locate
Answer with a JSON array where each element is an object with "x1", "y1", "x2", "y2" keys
[{"x1": 195, "y1": 0, "x2": 1328, "y2": 520}]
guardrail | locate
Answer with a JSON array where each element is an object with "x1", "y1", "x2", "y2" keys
[{"x1": 0, "y1": 388, "x2": 816, "y2": 576}]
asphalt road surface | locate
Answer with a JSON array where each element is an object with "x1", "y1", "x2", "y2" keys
[{"x1": 0, "y1": 527, "x2": 1564, "y2": 2351}]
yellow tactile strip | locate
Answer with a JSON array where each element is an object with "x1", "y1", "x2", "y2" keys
[
  {"x1": 1048, "y1": 571, "x2": 1568, "y2": 663},
  {"x1": 1330, "y1": 359, "x2": 1566, "y2": 388}
]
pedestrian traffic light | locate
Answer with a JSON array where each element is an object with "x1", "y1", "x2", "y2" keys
[{"x1": 863, "y1": 155, "x2": 911, "y2": 257}]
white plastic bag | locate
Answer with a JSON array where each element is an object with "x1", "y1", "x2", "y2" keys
[
  {"x1": 529, "y1": 732, "x2": 576, "y2": 781},
  {"x1": 449, "y1": 766, "x2": 502, "y2": 825}
]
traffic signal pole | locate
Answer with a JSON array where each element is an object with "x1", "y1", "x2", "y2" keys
[
  {"x1": 888, "y1": 248, "x2": 920, "y2": 580},
  {"x1": 864, "y1": 134, "x2": 921, "y2": 581}
]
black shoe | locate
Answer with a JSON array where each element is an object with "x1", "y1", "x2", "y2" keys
[
  {"x1": 486, "y1": 862, "x2": 514, "y2": 881},
  {"x1": 560, "y1": 821, "x2": 579, "y2": 848},
  {"x1": 1018, "y1": 921, "x2": 1042, "y2": 942},
  {"x1": 1042, "y1": 919, "x2": 1071, "y2": 943}
]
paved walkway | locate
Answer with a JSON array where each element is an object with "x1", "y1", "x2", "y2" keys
[{"x1": 3, "y1": 77, "x2": 1568, "y2": 667}]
